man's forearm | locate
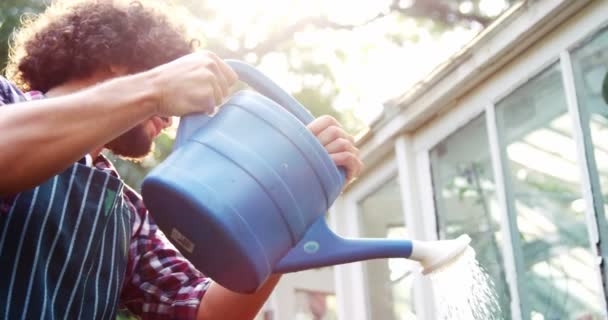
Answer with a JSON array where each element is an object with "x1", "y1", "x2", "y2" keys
[
  {"x1": 0, "y1": 72, "x2": 158, "y2": 194},
  {"x1": 196, "y1": 274, "x2": 281, "y2": 320}
]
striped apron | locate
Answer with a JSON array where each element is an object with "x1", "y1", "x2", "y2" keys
[{"x1": 0, "y1": 161, "x2": 131, "y2": 319}]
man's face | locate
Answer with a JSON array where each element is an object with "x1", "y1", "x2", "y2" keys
[{"x1": 105, "y1": 116, "x2": 172, "y2": 159}]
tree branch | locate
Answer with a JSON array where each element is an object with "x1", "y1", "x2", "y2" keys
[
  {"x1": 217, "y1": 0, "x2": 494, "y2": 58},
  {"x1": 393, "y1": 0, "x2": 492, "y2": 27}
]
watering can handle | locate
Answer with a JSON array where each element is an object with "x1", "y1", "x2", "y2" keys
[
  {"x1": 175, "y1": 60, "x2": 316, "y2": 148},
  {"x1": 176, "y1": 60, "x2": 346, "y2": 179},
  {"x1": 223, "y1": 60, "x2": 315, "y2": 125}
]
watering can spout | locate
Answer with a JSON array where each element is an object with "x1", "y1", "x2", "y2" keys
[
  {"x1": 274, "y1": 216, "x2": 471, "y2": 275},
  {"x1": 410, "y1": 234, "x2": 472, "y2": 274}
]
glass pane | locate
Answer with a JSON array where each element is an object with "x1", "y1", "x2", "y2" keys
[
  {"x1": 496, "y1": 63, "x2": 604, "y2": 318},
  {"x1": 430, "y1": 114, "x2": 511, "y2": 318},
  {"x1": 358, "y1": 177, "x2": 417, "y2": 320},
  {"x1": 571, "y1": 28, "x2": 608, "y2": 234},
  {"x1": 294, "y1": 290, "x2": 338, "y2": 320}
]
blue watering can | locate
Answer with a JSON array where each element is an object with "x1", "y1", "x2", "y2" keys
[{"x1": 142, "y1": 60, "x2": 471, "y2": 293}]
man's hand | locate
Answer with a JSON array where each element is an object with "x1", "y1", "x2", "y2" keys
[
  {"x1": 147, "y1": 51, "x2": 239, "y2": 117},
  {"x1": 307, "y1": 115, "x2": 364, "y2": 185}
]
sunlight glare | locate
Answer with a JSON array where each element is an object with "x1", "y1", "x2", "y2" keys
[
  {"x1": 200, "y1": 0, "x2": 488, "y2": 125},
  {"x1": 320, "y1": 0, "x2": 392, "y2": 24},
  {"x1": 459, "y1": 1, "x2": 474, "y2": 14},
  {"x1": 479, "y1": 0, "x2": 509, "y2": 17}
]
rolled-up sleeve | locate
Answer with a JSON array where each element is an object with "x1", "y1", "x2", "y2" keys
[
  {"x1": 119, "y1": 188, "x2": 210, "y2": 320},
  {"x1": 0, "y1": 76, "x2": 24, "y2": 105}
]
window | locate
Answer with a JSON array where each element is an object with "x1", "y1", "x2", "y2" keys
[
  {"x1": 430, "y1": 114, "x2": 511, "y2": 318},
  {"x1": 571, "y1": 27, "x2": 608, "y2": 245},
  {"x1": 495, "y1": 63, "x2": 604, "y2": 318},
  {"x1": 358, "y1": 177, "x2": 417, "y2": 320}
]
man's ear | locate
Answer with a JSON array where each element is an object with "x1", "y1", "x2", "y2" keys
[{"x1": 602, "y1": 71, "x2": 608, "y2": 105}]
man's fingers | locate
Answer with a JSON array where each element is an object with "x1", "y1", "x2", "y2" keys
[
  {"x1": 218, "y1": 58, "x2": 239, "y2": 87},
  {"x1": 151, "y1": 51, "x2": 239, "y2": 117},
  {"x1": 325, "y1": 138, "x2": 359, "y2": 155},
  {"x1": 202, "y1": 56, "x2": 229, "y2": 100},
  {"x1": 315, "y1": 125, "x2": 352, "y2": 146},
  {"x1": 307, "y1": 115, "x2": 341, "y2": 136},
  {"x1": 307, "y1": 114, "x2": 362, "y2": 183},
  {"x1": 208, "y1": 51, "x2": 239, "y2": 88},
  {"x1": 331, "y1": 152, "x2": 363, "y2": 182},
  {"x1": 209, "y1": 77, "x2": 223, "y2": 108},
  {"x1": 216, "y1": 70, "x2": 229, "y2": 99}
]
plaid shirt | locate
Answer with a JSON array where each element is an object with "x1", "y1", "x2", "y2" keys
[{"x1": 0, "y1": 76, "x2": 210, "y2": 319}]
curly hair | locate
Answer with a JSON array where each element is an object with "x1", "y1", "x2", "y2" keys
[{"x1": 6, "y1": 0, "x2": 198, "y2": 92}]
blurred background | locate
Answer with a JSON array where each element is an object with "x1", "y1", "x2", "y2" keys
[{"x1": 0, "y1": 0, "x2": 514, "y2": 189}]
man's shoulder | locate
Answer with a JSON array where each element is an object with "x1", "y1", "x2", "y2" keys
[{"x1": 0, "y1": 76, "x2": 25, "y2": 105}]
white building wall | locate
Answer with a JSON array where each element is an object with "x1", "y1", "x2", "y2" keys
[
  {"x1": 342, "y1": 0, "x2": 607, "y2": 319},
  {"x1": 261, "y1": 0, "x2": 608, "y2": 319}
]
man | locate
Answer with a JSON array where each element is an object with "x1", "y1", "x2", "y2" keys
[{"x1": 0, "y1": 0, "x2": 363, "y2": 319}]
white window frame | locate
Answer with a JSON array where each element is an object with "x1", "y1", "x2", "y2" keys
[
  {"x1": 331, "y1": 3, "x2": 608, "y2": 320},
  {"x1": 410, "y1": 4, "x2": 608, "y2": 319},
  {"x1": 338, "y1": 152, "x2": 429, "y2": 320},
  {"x1": 561, "y1": 45, "x2": 608, "y2": 311}
]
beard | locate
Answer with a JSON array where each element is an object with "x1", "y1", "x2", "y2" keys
[{"x1": 105, "y1": 124, "x2": 155, "y2": 160}]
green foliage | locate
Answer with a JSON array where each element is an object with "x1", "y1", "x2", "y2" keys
[{"x1": 0, "y1": 0, "x2": 45, "y2": 72}]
